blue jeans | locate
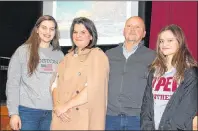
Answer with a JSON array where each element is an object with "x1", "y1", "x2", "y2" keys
[
  {"x1": 19, "y1": 105, "x2": 52, "y2": 130},
  {"x1": 105, "y1": 114, "x2": 140, "y2": 130}
]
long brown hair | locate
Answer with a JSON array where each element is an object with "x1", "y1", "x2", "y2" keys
[
  {"x1": 25, "y1": 15, "x2": 60, "y2": 76},
  {"x1": 150, "y1": 24, "x2": 197, "y2": 82}
]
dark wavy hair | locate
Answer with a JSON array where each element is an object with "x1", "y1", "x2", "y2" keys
[{"x1": 69, "y1": 17, "x2": 98, "y2": 52}]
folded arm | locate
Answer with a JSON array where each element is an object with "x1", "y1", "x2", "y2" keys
[{"x1": 51, "y1": 75, "x2": 88, "y2": 111}]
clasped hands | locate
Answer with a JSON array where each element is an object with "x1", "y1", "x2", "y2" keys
[{"x1": 53, "y1": 102, "x2": 71, "y2": 122}]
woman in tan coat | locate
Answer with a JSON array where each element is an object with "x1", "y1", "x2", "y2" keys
[{"x1": 50, "y1": 17, "x2": 109, "y2": 130}]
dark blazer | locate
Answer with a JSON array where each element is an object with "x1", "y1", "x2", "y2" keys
[{"x1": 141, "y1": 67, "x2": 198, "y2": 130}]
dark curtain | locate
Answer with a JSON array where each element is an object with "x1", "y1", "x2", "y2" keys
[
  {"x1": 0, "y1": 1, "x2": 43, "y2": 57},
  {"x1": 138, "y1": 1, "x2": 152, "y2": 48},
  {"x1": 0, "y1": 1, "x2": 43, "y2": 102}
]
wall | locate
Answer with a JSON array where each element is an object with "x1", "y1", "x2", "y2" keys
[{"x1": 0, "y1": 2, "x2": 43, "y2": 130}]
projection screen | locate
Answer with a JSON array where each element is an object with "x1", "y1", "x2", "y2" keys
[{"x1": 43, "y1": 1, "x2": 139, "y2": 46}]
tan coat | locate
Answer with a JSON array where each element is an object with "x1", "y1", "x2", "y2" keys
[{"x1": 50, "y1": 47, "x2": 109, "y2": 130}]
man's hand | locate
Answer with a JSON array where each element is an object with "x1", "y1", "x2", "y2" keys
[{"x1": 10, "y1": 114, "x2": 21, "y2": 130}]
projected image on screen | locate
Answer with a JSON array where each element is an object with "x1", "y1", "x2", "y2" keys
[{"x1": 48, "y1": 1, "x2": 138, "y2": 46}]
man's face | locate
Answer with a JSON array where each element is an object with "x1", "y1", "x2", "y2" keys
[{"x1": 123, "y1": 17, "x2": 146, "y2": 44}]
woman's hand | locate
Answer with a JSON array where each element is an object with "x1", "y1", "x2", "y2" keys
[
  {"x1": 193, "y1": 116, "x2": 197, "y2": 130},
  {"x1": 53, "y1": 103, "x2": 71, "y2": 122},
  {"x1": 59, "y1": 109, "x2": 71, "y2": 122},
  {"x1": 10, "y1": 114, "x2": 21, "y2": 130},
  {"x1": 53, "y1": 103, "x2": 69, "y2": 116}
]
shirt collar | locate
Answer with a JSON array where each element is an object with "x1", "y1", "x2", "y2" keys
[{"x1": 122, "y1": 41, "x2": 140, "y2": 53}]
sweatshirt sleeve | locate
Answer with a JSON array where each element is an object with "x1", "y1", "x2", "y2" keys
[
  {"x1": 88, "y1": 48, "x2": 109, "y2": 130},
  {"x1": 6, "y1": 47, "x2": 22, "y2": 116}
]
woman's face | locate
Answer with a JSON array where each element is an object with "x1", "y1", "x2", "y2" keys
[
  {"x1": 159, "y1": 30, "x2": 179, "y2": 57},
  {"x1": 72, "y1": 24, "x2": 92, "y2": 49},
  {"x1": 37, "y1": 20, "x2": 56, "y2": 44}
]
